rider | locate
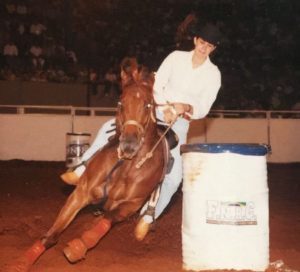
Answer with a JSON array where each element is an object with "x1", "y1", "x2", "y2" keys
[{"x1": 61, "y1": 22, "x2": 222, "y2": 240}]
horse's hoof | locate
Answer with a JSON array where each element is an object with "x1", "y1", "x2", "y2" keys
[
  {"x1": 4, "y1": 257, "x2": 32, "y2": 272},
  {"x1": 24, "y1": 240, "x2": 46, "y2": 265},
  {"x1": 63, "y1": 238, "x2": 87, "y2": 263},
  {"x1": 5, "y1": 240, "x2": 46, "y2": 271},
  {"x1": 134, "y1": 218, "x2": 151, "y2": 241},
  {"x1": 60, "y1": 171, "x2": 79, "y2": 185}
]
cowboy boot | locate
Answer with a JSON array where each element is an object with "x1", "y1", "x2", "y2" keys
[
  {"x1": 60, "y1": 171, "x2": 80, "y2": 185},
  {"x1": 134, "y1": 217, "x2": 152, "y2": 241},
  {"x1": 135, "y1": 187, "x2": 160, "y2": 241}
]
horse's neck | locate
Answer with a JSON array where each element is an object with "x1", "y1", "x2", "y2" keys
[{"x1": 140, "y1": 122, "x2": 160, "y2": 148}]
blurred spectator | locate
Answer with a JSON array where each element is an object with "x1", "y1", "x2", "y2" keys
[
  {"x1": 43, "y1": 40, "x2": 56, "y2": 67},
  {"x1": 3, "y1": 40, "x2": 18, "y2": 72},
  {"x1": 29, "y1": 43, "x2": 45, "y2": 70},
  {"x1": 66, "y1": 49, "x2": 78, "y2": 64},
  {"x1": 30, "y1": 20, "x2": 46, "y2": 36},
  {"x1": 0, "y1": 0, "x2": 298, "y2": 110},
  {"x1": 87, "y1": 68, "x2": 98, "y2": 95},
  {"x1": 104, "y1": 68, "x2": 118, "y2": 98},
  {"x1": 17, "y1": 23, "x2": 25, "y2": 35},
  {"x1": 16, "y1": 3, "x2": 28, "y2": 16},
  {"x1": 6, "y1": 2, "x2": 16, "y2": 14},
  {"x1": 54, "y1": 42, "x2": 66, "y2": 68}
]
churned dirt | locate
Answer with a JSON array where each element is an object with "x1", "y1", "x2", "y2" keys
[{"x1": 0, "y1": 160, "x2": 299, "y2": 272}]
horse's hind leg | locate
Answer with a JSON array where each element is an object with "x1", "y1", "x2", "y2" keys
[{"x1": 7, "y1": 181, "x2": 90, "y2": 272}]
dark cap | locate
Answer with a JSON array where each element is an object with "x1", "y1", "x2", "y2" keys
[{"x1": 192, "y1": 23, "x2": 222, "y2": 46}]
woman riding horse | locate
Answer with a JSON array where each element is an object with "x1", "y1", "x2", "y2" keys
[{"x1": 8, "y1": 58, "x2": 167, "y2": 271}]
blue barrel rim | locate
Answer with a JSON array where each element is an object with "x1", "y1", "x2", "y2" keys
[{"x1": 180, "y1": 143, "x2": 271, "y2": 156}]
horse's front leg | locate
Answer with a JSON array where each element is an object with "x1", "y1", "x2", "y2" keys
[
  {"x1": 61, "y1": 197, "x2": 143, "y2": 264},
  {"x1": 62, "y1": 216, "x2": 112, "y2": 263},
  {"x1": 7, "y1": 180, "x2": 90, "y2": 272},
  {"x1": 42, "y1": 180, "x2": 91, "y2": 247}
]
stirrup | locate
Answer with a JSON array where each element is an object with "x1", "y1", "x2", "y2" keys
[{"x1": 141, "y1": 206, "x2": 156, "y2": 222}]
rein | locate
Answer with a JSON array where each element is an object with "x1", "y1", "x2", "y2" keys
[
  {"x1": 136, "y1": 101, "x2": 191, "y2": 168},
  {"x1": 135, "y1": 116, "x2": 177, "y2": 169},
  {"x1": 117, "y1": 81, "x2": 179, "y2": 168}
]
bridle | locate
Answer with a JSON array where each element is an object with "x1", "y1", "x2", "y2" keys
[
  {"x1": 117, "y1": 83, "x2": 156, "y2": 159},
  {"x1": 116, "y1": 83, "x2": 178, "y2": 167},
  {"x1": 120, "y1": 119, "x2": 147, "y2": 137}
]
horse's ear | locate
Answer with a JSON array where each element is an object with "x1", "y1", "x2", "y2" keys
[
  {"x1": 120, "y1": 57, "x2": 138, "y2": 86},
  {"x1": 148, "y1": 70, "x2": 155, "y2": 89},
  {"x1": 136, "y1": 66, "x2": 155, "y2": 90},
  {"x1": 120, "y1": 70, "x2": 128, "y2": 81}
]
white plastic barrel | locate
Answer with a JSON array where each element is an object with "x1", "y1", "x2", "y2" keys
[
  {"x1": 180, "y1": 143, "x2": 270, "y2": 271},
  {"x1": 65, "y1": 132, "x2": 91, "y2": 168}
]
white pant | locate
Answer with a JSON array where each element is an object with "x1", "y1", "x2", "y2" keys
[{"x1": 75, "y1": 110, "x2": 190, "y2": 222}]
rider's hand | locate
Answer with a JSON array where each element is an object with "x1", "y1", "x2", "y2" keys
[
  {"x1": 162, "y1": 103, "x2": 193, "y2": 124},
  {"x1": 163, "y1": 107, "x2": 177, "y2": 124},
  {"x1": 171, "y1": 103, "x2": 193, "y2": 116}
]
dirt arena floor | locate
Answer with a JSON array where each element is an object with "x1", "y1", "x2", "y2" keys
[{"x1": 0, "y1": 160, "x2": 299, "y2": 272}]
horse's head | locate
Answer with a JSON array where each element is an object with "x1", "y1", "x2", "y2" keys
[{"x1": 116, "y1": 58, "x2": 156, "y2": 159}]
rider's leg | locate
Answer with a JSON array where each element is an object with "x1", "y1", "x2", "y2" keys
[
  {"x1": 61, "y1": 118, "x2": 116, "y2": 184},
  {"x1": 74, "y1": 118, "x2": 116, "y2": 175},
  {"x1": 135, "y1": 111, "x2": 189, "y2": 240}
]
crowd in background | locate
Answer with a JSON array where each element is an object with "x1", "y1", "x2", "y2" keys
[{"x1": 0, "y1": 0, "x2": 299, "y2": 110}]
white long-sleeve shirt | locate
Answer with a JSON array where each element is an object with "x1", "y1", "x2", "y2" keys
[{"x1": 154, "y1": 50, "x2": 221, "y2": 119}]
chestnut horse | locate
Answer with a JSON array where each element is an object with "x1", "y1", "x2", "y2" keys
[{"x1": 9, "y1": 58, "x2": 167, "y2": 271}]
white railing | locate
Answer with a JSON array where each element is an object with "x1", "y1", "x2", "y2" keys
[
  {"x1": 1, "y1": 105, "x2": 300, "y2": 118},
  {"x1": 0, "y1": 105, "x2": 300, "y2": 162},
  {"x1": 0, "y1": 104, "x2": 116, "y2": 115}
]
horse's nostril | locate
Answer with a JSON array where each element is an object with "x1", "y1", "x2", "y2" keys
[
  {"x1": 123, "y1": 140, "x2": 137, "y2": 151},
  {"x1": 120, "y1": 134, "x2": 139, "y2": 156},
  {"x1": 122, "y1": 134, "x2": 138, "y2": 144}
]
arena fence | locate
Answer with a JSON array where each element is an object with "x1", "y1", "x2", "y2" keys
[{"x1": 0, "y1": 105, "x2": 299, "y2": 163}]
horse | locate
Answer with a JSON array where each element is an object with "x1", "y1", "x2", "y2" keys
[{"x1": 8, "y1": 58, "x2": 168, "y2": 272}]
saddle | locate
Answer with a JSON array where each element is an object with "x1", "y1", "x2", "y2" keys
[
  {"x1": 157, "y1": 124, "x2": 179, "y2": 175},
  {"x1": 157, "y1": 124, "x2": 179, "y2": 151}
]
